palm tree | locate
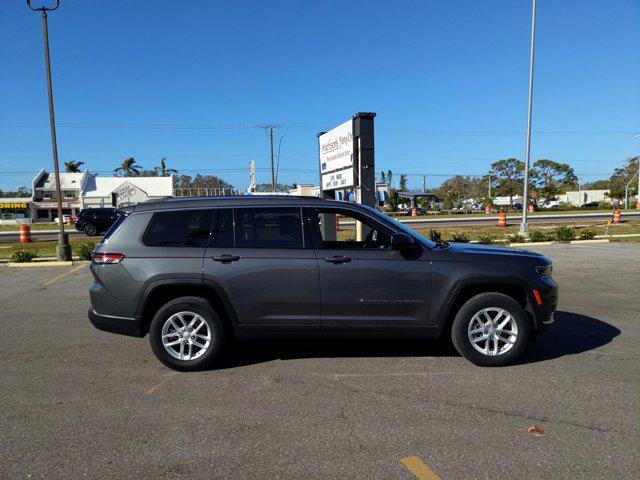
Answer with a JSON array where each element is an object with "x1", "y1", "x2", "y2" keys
[
  {"x1": 114, "y1": 157, "x2": 142, "y2": 177},
  {"x1": 64, "y1": 161, "x2": 84, "y2": 173},
  {"x1": 154, "y1": 158, "x2": 177, "y2": 177}
]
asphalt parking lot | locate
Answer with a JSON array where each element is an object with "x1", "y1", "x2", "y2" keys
[{"x1": 1, "y1": 243, "x2": 639, "y2": 479}]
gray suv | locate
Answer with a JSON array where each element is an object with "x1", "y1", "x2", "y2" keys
[{"x1": 88, "y1": 196, "x2": 558, "y2": 370}]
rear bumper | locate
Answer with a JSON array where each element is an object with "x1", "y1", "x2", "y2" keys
[{"x1": 88, "y1": 307, "x2": 143, "y2": 337}]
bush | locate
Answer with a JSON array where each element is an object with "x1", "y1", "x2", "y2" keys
[
  {"x1": 450, "y1": 232, "x2": 470, "y2": 243},
  {"x1": 428, "y1": 229, "x2": 442, "y2": 242},
  {"x1": 597, "y1": 201, "x2": 613, "y2": 210},
  {"x1": 10, "y1": 249, "x2": 38, "y2": 263},
  {"x1": 75, "y1": 240, "x2": 97, "y2": 260},
  {"x1": 528, "y1": 228, "x2": 549, "y2": 242},
  {"x1": 477, "y1": 234, "x2": 497, "y2": 245},
  {"x1": 506, "y1": 233, "x2": 526, "y2": 244},
  {"x1": 579, "y1": 228, "x2": 597, "y2": 240},
  {"x1": 554, "y1": 225, "x2": 576, "y2": 242}
]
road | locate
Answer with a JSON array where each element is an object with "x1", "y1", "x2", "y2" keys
[
  {"x1": 0, "y1": 229, "x2": 94, "y2": 243},
  {"x1": 1, "y1": 243, "x2": 638, "y2": 479}
]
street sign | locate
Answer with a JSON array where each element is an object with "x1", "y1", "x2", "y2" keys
[{"x1": 319, "y1": 119, "x2": 354, "y2": 190}]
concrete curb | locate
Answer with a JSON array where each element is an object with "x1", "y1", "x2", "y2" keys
[
  {"x1": 7, "y1": 261, "x2": 74, "y2": 267},
  {"x1": 509, "y1": 241, "x2": 555, "y2": 247},
  {"x1": 570, "y1": 239, "x2": 610, "y2": 244}
]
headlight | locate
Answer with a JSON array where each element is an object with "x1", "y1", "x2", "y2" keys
[{"x1": 535, "y1": 265, "x2": 553, "y2": 277}]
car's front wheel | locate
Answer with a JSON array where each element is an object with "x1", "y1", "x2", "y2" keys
[
  {"x1": 149, "y1": 296, "x2": 224, "y2": 371},
  {"x1": 451, "y1": 292, "x2": 530, "y2": 366}
]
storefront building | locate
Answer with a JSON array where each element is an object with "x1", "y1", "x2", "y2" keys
[{"x1": 0, "y1": 198, "x2": 34, "y2": 224}]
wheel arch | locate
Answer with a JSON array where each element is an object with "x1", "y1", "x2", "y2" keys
[
  {"x1": 437, "y1": 278, "x2": 536, "y2": 336},
  {"x1": 137, "y1": 279, "x2": 239, "y2": 337}
]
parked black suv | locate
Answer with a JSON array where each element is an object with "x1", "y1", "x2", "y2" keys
[
  {"x1": 88, "y1": 196, "x2": 558, "y2": 370},
  {"x1": 75, "y1": 208, "x2": 122, "y2": 236}
]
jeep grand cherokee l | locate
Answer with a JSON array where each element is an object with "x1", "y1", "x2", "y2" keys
[{"x1": 88, "y1": 196, "x2": 558, "y2": 370}]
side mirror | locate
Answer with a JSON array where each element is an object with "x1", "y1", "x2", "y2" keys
[{"x1": 390, "y1": 232, "x2": 415, "y2": 250}]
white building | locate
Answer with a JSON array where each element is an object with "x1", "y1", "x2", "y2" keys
[
  {"x1": 557, "y1": 189, "x2": 609, "y2": 206},
  {"x1": 82, "y1": 175, "x2": 173, "y2": 208},
  {"x1": 25, "y1": 170, "x2": 173, "y2": 221}
]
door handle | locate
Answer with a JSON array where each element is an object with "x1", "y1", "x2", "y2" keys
[
  {"x1": 211, "y1": 254, "x2": 240, "y2": 263},
  {"x1": 323, "y1": 255, "x2": 352, "y2": 264}
]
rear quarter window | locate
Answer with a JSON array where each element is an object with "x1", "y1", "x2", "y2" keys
[
  {"x1": 99, "y1": 212, "x2": 128, "y2": 244},
  {"x1": 143, "y1": 210, "x2": 212, "y2": 247}
]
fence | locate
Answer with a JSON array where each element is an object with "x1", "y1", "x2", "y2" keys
[{"x1": 173, "y1": 188, "x2": 241, "y2": 197}]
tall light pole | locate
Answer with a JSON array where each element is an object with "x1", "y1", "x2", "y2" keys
[
  {"x1": 520, "y1": 0, "x2": 537, "y2": 234},
  {"x1": 26, "y1": 0, "x2": 71, "y2": 260},
  {"x1": 275, "y1": 134, "x2": 285, "y2": 186}
]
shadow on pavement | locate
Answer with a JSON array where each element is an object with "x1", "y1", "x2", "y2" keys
[
  {"x1": 214, "y1": 310, "x2": 620, "y2": 370},
  {"x1": 216, "y1": 337, "x2": 456, "y2": 370},
  {"x1": 519, "y1": 310, "x2": 621, "y2": 364}
]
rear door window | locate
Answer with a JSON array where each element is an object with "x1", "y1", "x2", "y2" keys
[
  {"x1": 210, "y1": 209, "x2": 234, "y2": 248},
  {"x1": 234, "y1": 207, "x2": 303, "y2": 249},
  {"x1": 143, "y1": 210, "x2": 213, "y2": 247}
]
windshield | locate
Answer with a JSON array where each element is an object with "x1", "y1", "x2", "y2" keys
[{"x1": 358, "y1": 204, "x2": 435, "y2": 248}]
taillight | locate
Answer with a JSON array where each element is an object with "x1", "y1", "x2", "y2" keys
[
  {"x1": 92, "y1": 253, "x2": 125, "y2": 264},
  {"x1": 73, "y1": 216, "x2": 79, "y2": 222}
]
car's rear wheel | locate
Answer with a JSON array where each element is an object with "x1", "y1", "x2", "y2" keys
[
  {"x1": 84, "y1": 223, "x2": 98, "y2": 236},
  {"x1": 149, "y1": 297, "x2": 223, "y2": 371},
  {"x1": 451, "y1": 292, "x2": 530, "y2": 366}
]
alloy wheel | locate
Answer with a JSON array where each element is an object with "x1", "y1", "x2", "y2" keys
[
  {"x1": 161, "y1": 311, "x2": 211, "y2": 361},
  {"x1": 467, "y1": 307, "x2": 518, "y2": 356}
]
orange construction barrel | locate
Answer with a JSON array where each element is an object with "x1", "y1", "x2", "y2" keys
[
  {"x1": 411, "y1": 208, "x2": 417, "y2": 217},
  {"x1": 498, "y1": 212, "x2": 507, "y2": 227},
  {"x1": 485, "y1": 206, "x2": 490, "y2": 214},
  {"x1": 66, "y1": 216, "x2": 72, "y2": 225},
  {"x1": 19, "y1": 224, "x2": 31, "y2": 243},
  {"x1": 613, "y1": 209, "x2": 621, "y2": 223},
  {"x1": 636, "y1": 201, "x2": 640, "y2": 210},
  {"x1": 528, "y1": 204, "x2": 534, "y2": 213}
]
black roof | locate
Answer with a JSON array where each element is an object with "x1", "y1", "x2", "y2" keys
[{"x1": 132, "y1": 195, "x2": 344, "y2": 212}]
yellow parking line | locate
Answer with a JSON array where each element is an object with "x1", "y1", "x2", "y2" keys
[
  {"x1": 144, "y1": 377, "x2": 172, "y2": 395},
  {"x1": 41, "y1": 263, "x2": 87, "y2": 287},
  {"x1": 401, "y1": 457, "x2": 440, "y2": 480}
]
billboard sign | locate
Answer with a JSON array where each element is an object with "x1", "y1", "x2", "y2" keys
[
  {"x1": 321, "y1": 168, "x2": 354, "y2": 191},
  {"x1": 319, "y1": 119, "x2": 354, "y2": 190}
]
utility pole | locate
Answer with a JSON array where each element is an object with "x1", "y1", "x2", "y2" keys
[
  {"x1": 248, "y1": 160, "x2": 256, "y2": 193},
  {"x1": 422, "y1": 175, "x2": 426, "y2": 192},
  {"x1": 275, "y1": 134, "x2": 285, "y2": 186},
  {"x1": 26, "y1": 0, "x2": 70, "y2": 260},
  {"x1": 520, "y1": 0, "x2": 536, "y2": 234},
  {"x1": 488, "y1": 173, "x2": 492, "y2": 198},
  {"x1": 269, "y1": 125, "x2": 275, "y2": 192}
]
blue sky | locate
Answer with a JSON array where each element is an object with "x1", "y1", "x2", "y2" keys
[{"x1": 1, "y1": 0, "x2": 638, "y2": 192}]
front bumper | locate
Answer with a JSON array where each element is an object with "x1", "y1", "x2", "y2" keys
[
  {"x1": 88, "y1": 307, "x2": 143, "y2": 337},
  {"x1": 529, "y1": 280, "x2": 558, "y2": 332}
]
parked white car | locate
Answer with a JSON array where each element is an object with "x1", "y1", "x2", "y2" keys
[{"x1": 54, "y1": 214, "x2": 74, "y2": 224}]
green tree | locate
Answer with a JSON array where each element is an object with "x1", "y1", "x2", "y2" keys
[
  {"x1": 154, "y1": 158, "x2": 178, "y2": 177},
  {"x1": 64, "y1": 161, "x2": 84, "y2": 173},
  {"x1": 386, "y1": 170, "x2": 393, "y2": 188},
  {"x1": 114, "y1": 157, "x2": 142, "y2": 177},
  {"x1": 608, "y1": 156, "x2": 639, "y2": 200},
  {"x1": 531, "y1": 159, "x2": 578, "y2": 202},
  {"x1": 582, "y1": 179, "x2": 609, "y2": 190},
  {"x1": 399, "y1": 174, "x2": 408, "y2": 192},
  {"x1": 380, "y1": 170, "x2": 386, "y2": 184},
  {"x1": 489, "y1": 158, "x2": 525, "y2": 207}
]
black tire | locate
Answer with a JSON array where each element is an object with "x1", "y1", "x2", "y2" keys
[
  {"x1": 149, "y1": 296, "x2": 224, "y2": 371},
  {"x1": 451, "y1": 292, "x2": 530, "y2": 367},
  {"x1": 84, "y1": 223, "x2": 98, "y2": 236}
]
